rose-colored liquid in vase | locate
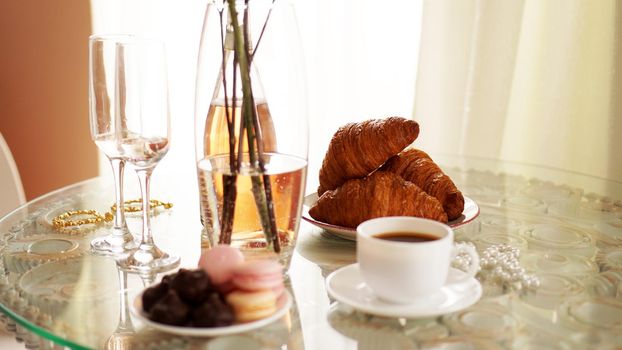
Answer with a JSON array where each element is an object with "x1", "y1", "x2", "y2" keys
[{"x1": 197, "y1": 102, "x2": 306, "y2": 264}]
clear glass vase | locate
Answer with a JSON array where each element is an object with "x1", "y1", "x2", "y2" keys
[{"x1": 194, "y1": 0, "x2": 308, "y2": 270}]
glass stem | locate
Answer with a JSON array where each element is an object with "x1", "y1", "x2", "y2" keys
[
  {"x1": 116, "y1": 268, "x2": 133, "y2": 332},
  {"x1": 109, "y1": 158, "x2": 127, "y2": 232},
  {"x1": 136, "y1": 168, "x2": 155, "y2": 248}
]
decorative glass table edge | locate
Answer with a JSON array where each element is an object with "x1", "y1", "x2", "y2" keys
[
  {"x1": 0, "y1": 159, "x2": 621, "y2": 349},
  {"x1": 433, "y1": 153, "x2": 622, "y2": 199},
  {"x1": 298, "y1": 157, "x2": 622, "y2": 349},
  {"x1": 0, "y1": 302, "x2": 90, "y2": 350},
  {"x1": 0, "y1": 177, "x2": 300, "y2": 350},
  {"x1": 0, "y1": 178, "x2": 107, "y2": 349}
]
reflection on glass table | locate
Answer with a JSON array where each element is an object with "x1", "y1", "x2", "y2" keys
[{"x1": 0, "y1": 156, "x2": 621, "y2": 349}]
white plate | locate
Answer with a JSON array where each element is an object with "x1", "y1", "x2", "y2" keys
[
  {"x1": 326, "y1": 264, "x2": 482, "y2": 318},
  {"x1": 131, "y1": 290, "x2": 292, "y2": 336},
  {"x1": 302, "y1": 193, "x2": 480, "y2": 241}
]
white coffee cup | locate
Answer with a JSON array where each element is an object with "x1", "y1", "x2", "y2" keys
[{"x1": 357, "y1": 216, "x2": 479, "y2": 304}]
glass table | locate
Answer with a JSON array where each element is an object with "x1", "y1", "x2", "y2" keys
[{"x1": 0, "y1": 156, "x2": 621, "y2": 349}]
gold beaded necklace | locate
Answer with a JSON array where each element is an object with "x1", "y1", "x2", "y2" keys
[{"x1": 51, "y1": 199, "x2": 173, "y2": 231}]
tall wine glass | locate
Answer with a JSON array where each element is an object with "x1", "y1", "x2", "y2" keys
[
  {"x1": 114, "y1": 37, "x2": 180, "y2": 274},
  {"x1": 89, "y1": 35, "x2": 135, "y2": 255}
]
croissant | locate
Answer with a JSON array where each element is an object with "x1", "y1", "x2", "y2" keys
[
  {"x1": 383, "y1": 149, "x2": 464, "y2": 221},
  {"x1": 317, "y1": 117, "x2": 419, "y2": 196},
  {"x1": 309, "y1": 171, "x2": 448, "y2": 228}
]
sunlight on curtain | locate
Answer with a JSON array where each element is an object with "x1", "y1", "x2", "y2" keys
[
  {"x1": 90, "y1": 0, "x2": 205, "y2": 189},
  {"x1": 415, "y1": 0, "x2": 622, "y2": 187},
  {"x1": 286, "y1": 0, "x2": 424, "y2": 193},
  {"x1": 90, "y1": 0, "x2": 423, "y2": 193},
  {"x1": 502, "y1": 1, "x2": 618, "y2": 182}
]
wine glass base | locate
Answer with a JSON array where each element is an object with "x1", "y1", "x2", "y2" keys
[
  {"x1": 91, "y1": 228, "x2": 137, "y2": 256},
  {"x1": 117, "y1": 253, "x2": 180, "y2": 275},
  {"x1": 105, "y1": 333, "x2": 134, "y2": 350}
]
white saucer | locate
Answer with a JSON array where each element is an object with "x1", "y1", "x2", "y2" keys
[
  {"x1": 326, "y1": 264, "x2": 482, "y2": 318},
  {"x1": 303, "y1": 193, "x2": 479, "y2": 241}
]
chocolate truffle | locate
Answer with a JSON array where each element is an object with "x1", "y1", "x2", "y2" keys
[
  {"x1": 142, "y1": 282, "x2": 169, "y2": 312},
  {"x1": 148, "y1": 290, "x2": 190, "y2": 326},
  {"x1": 192, "y1": 293, "x2": 235, "y2": 327},
  {"x1": 170, "y1": 269, "x2": 212, "y2": 305},
  {"x1": 161, "y1": 273, "x2": 173, "y2": 286}
]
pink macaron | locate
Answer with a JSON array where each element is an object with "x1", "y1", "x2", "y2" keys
[
  {"x1": 231, "y1": 259, "x2": 284, "y2": 296},
  {"x1": 198, "y1": 245, "x2": 245, "y2": 285}
]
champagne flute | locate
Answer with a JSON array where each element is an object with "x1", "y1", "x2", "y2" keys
[
  {"x1": 89, "y1": 35, "x2": 136, "y2": 255},
  {"x1": 114, "y1": 37, "x2": 180, "y2": 274}
]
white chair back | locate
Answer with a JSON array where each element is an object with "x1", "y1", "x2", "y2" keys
[{"x1": 0, "y1": 133, "x2": 25, "y2": 218}]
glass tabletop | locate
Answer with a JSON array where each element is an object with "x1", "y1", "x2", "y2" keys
[{"x1": 0, "y1": 155, "x2": 621, "y2": 349}]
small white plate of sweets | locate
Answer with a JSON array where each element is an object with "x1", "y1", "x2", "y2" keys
[
  {"x1": 302, "y1": 117, "x2": 479, "y2": 241},
  {"x1": 131, "y1": 246, "x2": 291, "y2": 337}
]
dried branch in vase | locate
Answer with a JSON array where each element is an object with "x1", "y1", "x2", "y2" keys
[{"x1": 215, "y1": 0, "x2": 280, "y2": 252}]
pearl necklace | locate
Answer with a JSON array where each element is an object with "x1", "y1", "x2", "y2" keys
[{"x1": 453, "y1": 243, "x2": 540, "y2": 292}]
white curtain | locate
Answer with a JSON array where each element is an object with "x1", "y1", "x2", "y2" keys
[
  {"x1": 90, "y1": 0, "x2": 205, "y2": 188},
  {"x1": 295, "y1": 0, "x2": 423, "y2": 192},
  {"x1": 89, "y1": 0, "x2": 424, "y2": 194},
  {"x1": 414, "y1": 0, "x2": 622, "y2": 185},
  {"x1": 90, "y1": 0, "x2": 621, "y2": 189}
]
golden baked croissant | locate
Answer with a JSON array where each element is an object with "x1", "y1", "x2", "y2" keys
[
  {"x1": 309, "y1": 171, "x2": 448, "y2": 228},
  {"x1": 317, "y1": 117, "x2": 419, "y2": 196},
  {"x1": 383, "y1": 149, "x2": 464, "y2": 221}
]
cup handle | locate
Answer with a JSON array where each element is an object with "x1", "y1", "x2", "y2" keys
[{"x1": 450, "y1": 244, "x2": 480, "y2": 283}]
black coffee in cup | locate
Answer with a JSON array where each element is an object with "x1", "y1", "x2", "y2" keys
[{"x1": 373, "y1": 232, "x2": 439, "y2": 243}]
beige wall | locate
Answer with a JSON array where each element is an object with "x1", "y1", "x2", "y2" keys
[{"x1": 0, "y1": 1, "x2": 97, "y2": 200}]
